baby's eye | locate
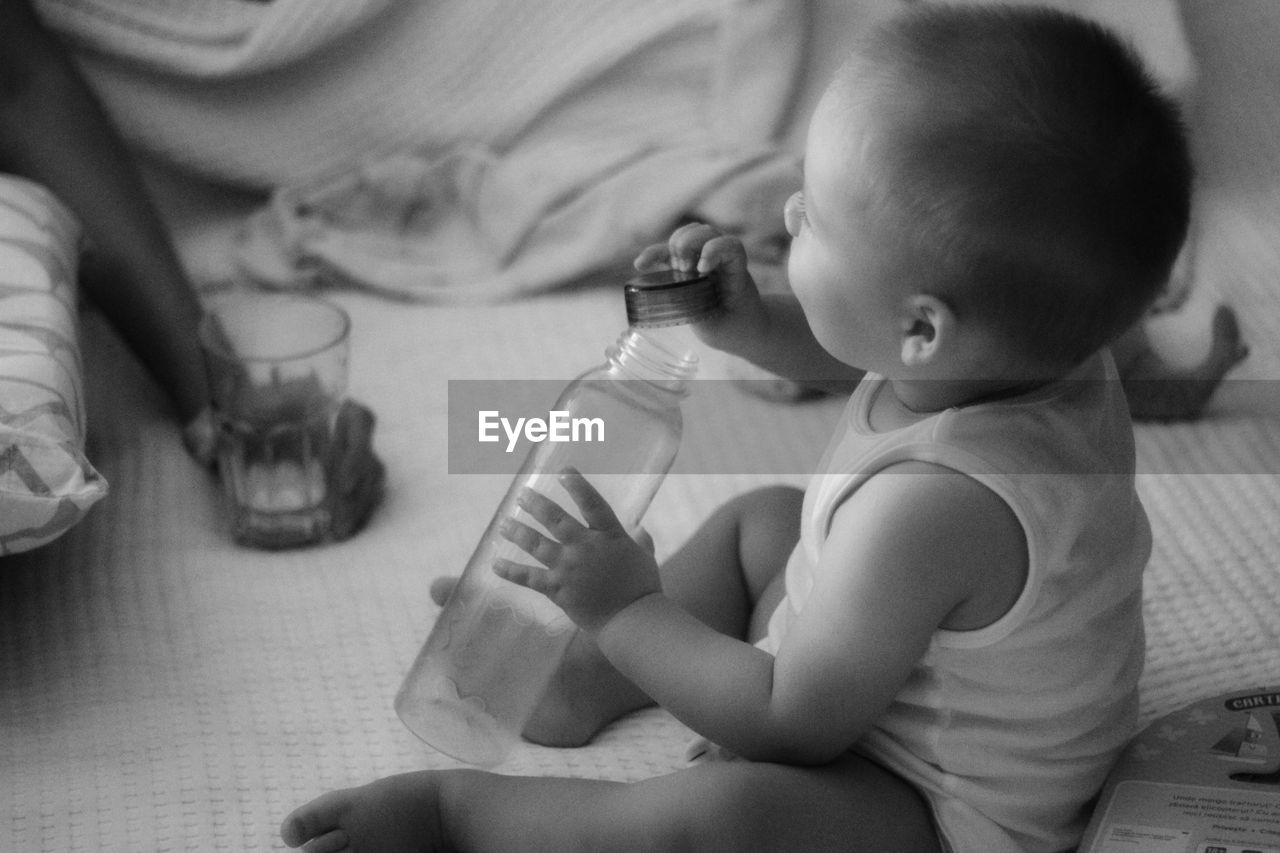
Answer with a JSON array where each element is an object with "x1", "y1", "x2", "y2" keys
[{"x1": 784, "y1": 191, "x2": 807, "y2": 237}]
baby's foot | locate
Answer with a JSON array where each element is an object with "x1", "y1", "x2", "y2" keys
[
  {"x1": 519, "y1": 627, "x2": 654, "y2": 747},
  {"x1": 1122, "y1": 304, "x2": 1249, "y2": 421},
  {"x1": 281, "y1": 771, "x2": 446, "y2": 853},
  {"x1": 430, "y1": 578, "x2": 652, "y2": 748}
]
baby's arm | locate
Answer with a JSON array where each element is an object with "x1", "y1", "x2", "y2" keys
[
  {"x1": 0, "y1": 0, "x2": 208, "y2": 420},
  {"x1": 501, "y1": 463, "x2": 1026, "y2": 765},
  {"x1": 636, "y1": 224, "x2": 864, "y2": 393}
]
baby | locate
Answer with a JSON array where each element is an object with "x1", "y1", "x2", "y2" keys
[{"x1": 283, "y1": 6, "x2": 1189, "y2": 851}]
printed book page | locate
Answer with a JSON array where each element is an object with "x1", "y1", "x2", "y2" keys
[{"x1": 1081, "y1": 687, "x2": 1280, "y2": 853}]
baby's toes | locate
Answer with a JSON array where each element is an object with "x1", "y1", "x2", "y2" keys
[
  {"x1": 300, "y1": 829, "x2": 350, "y2": 853},
  {"x1": 280, "y1": 791, "x2": 352, "y2": 850}
]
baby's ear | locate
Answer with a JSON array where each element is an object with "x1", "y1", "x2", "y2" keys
[{"x1": 899, "y1": 294, "x2": 953, "y2": 367}]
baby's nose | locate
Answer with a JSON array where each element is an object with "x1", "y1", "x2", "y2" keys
[{"x1": 783, "y1": 192, "x2": 805, "y2": 238}]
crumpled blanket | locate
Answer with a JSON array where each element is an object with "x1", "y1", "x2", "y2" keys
[
  {"x1": 235, "y1": 140, "x2": 799, "y2": 302},
  {"x1": 40, "y1": 0, "x2": 807, "y2": 301}
]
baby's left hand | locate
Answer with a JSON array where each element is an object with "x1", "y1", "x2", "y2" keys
[{"x1": 494, "y1": 468, "x2": 661, "y2": 634}]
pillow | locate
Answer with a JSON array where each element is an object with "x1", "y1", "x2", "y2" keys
[{"x1": 0, "y1": 174, "x2": 107, "y2": 556}]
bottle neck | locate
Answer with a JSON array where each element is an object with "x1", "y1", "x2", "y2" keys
[{"x1": 606, "y1": 325, "x2": 699, "y2": 392}]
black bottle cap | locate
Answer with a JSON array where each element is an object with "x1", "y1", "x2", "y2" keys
[{"x1": 624, "y1": 269, "x2": 720, "y2": 328}]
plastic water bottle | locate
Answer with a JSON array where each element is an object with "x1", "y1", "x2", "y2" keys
[{"x1": 395, "y1": 269, "x2": 719, "y2": 766}]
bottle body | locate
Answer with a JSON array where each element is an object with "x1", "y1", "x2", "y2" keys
[{"x1": 396, "y1": 327, "x2": 694, "y2": 766}]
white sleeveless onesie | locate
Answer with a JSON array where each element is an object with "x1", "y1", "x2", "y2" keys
[{"x1": 760, "y1": 353, "x2": 1150, "y2": 853}]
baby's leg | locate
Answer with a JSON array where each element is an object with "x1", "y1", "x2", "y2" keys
[
  {"x1": 522, "y1": 484, "x2": 803, "y2": 746},
  {"x1": 282, "y1": 750, "x2": 941, "y2": 853}
]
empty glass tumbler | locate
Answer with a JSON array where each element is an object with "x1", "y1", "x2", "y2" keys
[
  {"x1": 395, "y1": 269, "x2": 719, "y2": 766},
  {"x1": 198, "y1": 292, "x2": 351, "y2": 549}
]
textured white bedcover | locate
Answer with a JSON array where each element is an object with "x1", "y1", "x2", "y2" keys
[{"x1": 1, "y1": 280, "x2": 1276, "y2": 852}]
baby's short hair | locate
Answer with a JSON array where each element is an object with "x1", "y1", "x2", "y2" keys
[{"x1": 846, "y1": 4, "x2": 1192, "y2": 369}]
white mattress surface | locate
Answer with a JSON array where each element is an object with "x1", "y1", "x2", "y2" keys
[{"x1": 2, "y1": 283, "x2": 1278, "y2": 852}]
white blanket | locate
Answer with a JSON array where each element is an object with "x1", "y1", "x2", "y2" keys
[
  {"x1": 39, "y1": 0, "x2": 1209, "y2": 305},
  {"x1": 42, "y1": 0, "x2": 807, "y2": 301}
]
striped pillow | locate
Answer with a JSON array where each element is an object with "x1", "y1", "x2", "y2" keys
[{"x1": 0, "y1": 175, "x2": 107, "y2": 556}]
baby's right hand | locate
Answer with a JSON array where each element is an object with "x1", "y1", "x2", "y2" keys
[{"x1": 634, "y1": 223, "x2": 769, "y2": 356}]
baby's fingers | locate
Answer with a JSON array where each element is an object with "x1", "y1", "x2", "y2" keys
[
  {"x1": 667, "y1": 222, "x2": 725, "y2": 272},
  {"x1": 635, "y1": 222, "x2": 744, "y2": 277},
  {"x1": 558, "y1": 468, "x2": 624, "y2": 533},
  {"x1": 498, "y1": 516, "x2": 562, "y2": 567},
  {"x1": 515, "y1": 487, "x2": 583, "y2": 541},
  {"x1": 633, "y1": 225, "x2": 714, "y2": 273},
  {"x1": 634, "y1": 242, "x2": 671, "y2": 271},
  {"x1": 493, "y1": 558, "x2": 557, "y2": 597},
  {"x1": 694, "y1": 235, "x2": 750, "y2": 279}
]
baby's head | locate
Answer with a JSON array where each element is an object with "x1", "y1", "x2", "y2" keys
[{"x1": 791, "y1": 4, "x2": 1192, "y2": 376}]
